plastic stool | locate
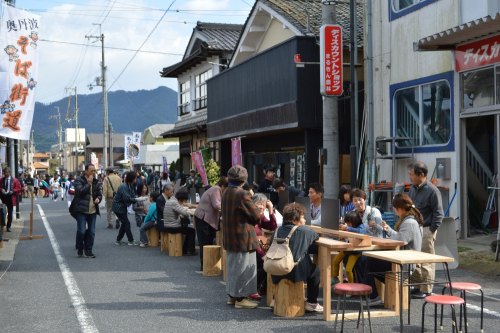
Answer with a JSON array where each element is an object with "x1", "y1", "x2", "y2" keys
[
  {"x1": 334, "y1": 283, "x2": 373, "y2": 333},
  {"x1": 441, "y1": 282, "x2": 483, "y2": 333},
  {"x1": 422, "y1": 295, "x2": 463, "y2": 333}
]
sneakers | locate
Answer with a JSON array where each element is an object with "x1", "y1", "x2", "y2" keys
[
  {"x1": 249, "y1": 293, "x2": 262, "y2": 300},
  {"x1": 115, "y1": 239, "x2": 126, "y2": 245},
  {"x1": 140, "y1": 242, "x2": 148, "y2": 248},
  {"x1": 331, "y1": 277, "x2": 340, "y2": 285},
  {"x1": 270, "y1": 299, "x2": 274, "y2": 308},
  {"x1": 412, "y1": 291, "x2": 432, "y2": 299},
  {"x1": 368, "y1": 296, "x2": 384, "y2": 307},
  {"x1": 305, "y1": 302, "x2": 324, "y2": 312},
  {"x1": 234, "y1": 298, "x2": 258, "y2": 309},
  {"x1": 77, "y1": 249, "x2": 83, "y2": 258},
  {"x1": 84, "y1": 252, "x2": 96, "y2": 258},
  {"x1": 128, "y1": 240, "x2": 140, "y2": 246},
  {"x1": 227, "y1": 297, "x2": 236, "y2": 305}
]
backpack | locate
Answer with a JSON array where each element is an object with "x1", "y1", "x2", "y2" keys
[
  {"x1": 68, "y1": 181, "x2": 75, "y2": 194},
  {"x1": 263, "y1": 226, "x2": 301, "y2": 276}
]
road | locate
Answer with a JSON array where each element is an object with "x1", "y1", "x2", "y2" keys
[{"x1": 0, "y1": 198, "x2": 499, "y2": 332}]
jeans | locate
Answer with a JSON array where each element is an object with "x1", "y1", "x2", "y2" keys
[
  {"x1": 164, "y1": 226, "x2": 196, "y2": 253},
  {"x1": 115, "y1": 212, "x2": 134, "y2": 242},
  {"x1": 194, "y1": 216, "x2": 217, "y2": 266},
  {"x1": 76, "y1": 212, "x2": 97, "y2": 253},
  {"x1": 139, "y1": 220, "x2": 156, "y2": 243}
]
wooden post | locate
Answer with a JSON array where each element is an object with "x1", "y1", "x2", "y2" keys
[
  {"x1": 160, "y1": 232, "x2": 169, "y2": 252},
  {"x1": 319, "y1": 245, "x2": 332, "y2": 321},
  {"x1": 273, "y1": 279, "x2": 305, "y2": 317},
  {"x1": 385, "y1": 263, "x2": 400, "y2": 314},
  {"x1": 203, "y1": 245, "x2": 221, "y2": 276},
  {"x1": 168, "y1": 233, "x2": 182, "y2": 257},
  {"x1": 19, "y1": 193, "x2": 43, "y2": 241},
  {"x1": 266, "y1": 273, "x2": 274, "y2": 306},
  {"x1": 146, "y1": 227, "x2": 159, "y2": 247}
]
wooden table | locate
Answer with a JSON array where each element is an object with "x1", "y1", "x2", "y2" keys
[
  {"x1": 314, "y1": 236, "x2": 405, "y2": 322},
  {"x1": 363, "y1": 250, "x2": 455, "y2": 333}
]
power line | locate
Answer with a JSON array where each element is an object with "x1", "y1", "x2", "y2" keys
[
  {"x1": 99, "y1": 0, "x2": 116, "y2": 25},
  {"x1": 39, "y1": 39, "x2": 183, "y2": 55}
]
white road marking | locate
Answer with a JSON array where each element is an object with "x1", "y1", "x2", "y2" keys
[
  {"x1": 37, "y1": 205, "x2": 99, "y2": 333},
  {"x1": 467, "y1": 303, "x2": 500, "y2": 318}
]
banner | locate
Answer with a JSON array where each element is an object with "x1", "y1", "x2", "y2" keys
[
  {"x1": 90, "y1": 152, "x2": 98, "y2": 170},
  {"x1": 124, "y1": 135, "x2": 132, "y2": 162},
  {"x1": 162, "y1": 155, "x2": 168, "y2": 173},
  {"x1": 132, "y1": 131, "x2": 141, "y2": 160},
  {"x1": 191, "y1": 151, "x2": 208, "y2": 186},
  {"x1": 0, "y1": 4, "x2": 41, "y2": 140},
  {"x1": 231, "y1": 138, "x2": 242, "y2": 166}
]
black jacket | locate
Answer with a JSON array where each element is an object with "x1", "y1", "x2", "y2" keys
[
  {"x1": 73, "y1": 175, "x2": 102, "y2": 215},
  {"x1": 155, "y1": 194, "x2": 169, "y2": 232}
]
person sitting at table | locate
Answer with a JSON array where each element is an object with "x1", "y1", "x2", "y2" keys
[
  {"x1": 139, "y1": 192, "x2": 161, "y2": 247},
  {"x1": 338, "y1": 185, "x2": 355, "y2": 221},
  {"x1": 366, "y1": 193, "x2": 423, "y2": 307},
  {"x1": 163, "y1": 190, "x2": 197, "y2": 256},
  {"x1": 350, "y1": 188, "x2": 383, "y2": 238},
  {"x1": 270, "y1": 203, "x2": 323, "y2": 313},
  {"x1": 331, "y1": 210, "x2": 366, "y2": 287},
  {"x1": 309, "y1": 182, "x2": 324, "y2": 226},
  {"x1": 251, "y1": 193, "x2": 278, "y2": 300}
]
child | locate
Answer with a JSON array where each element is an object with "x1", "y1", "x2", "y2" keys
[
  {"x1": 139, "y1": 192, "x2": 161, "y2": 247},
  {"x1": 331, "y1": 210, "x2": 366, "y2": 288}
]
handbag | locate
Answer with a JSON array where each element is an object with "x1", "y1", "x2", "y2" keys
[{"x1": 263, "y1": 226, "x2": 300, "y2": 276}]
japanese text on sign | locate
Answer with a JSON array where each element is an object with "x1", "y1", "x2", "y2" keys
[
  {"x1": 320, "y1": 25, "x2": 343, "y2": 96},
  {"x1": 456, "y1": 34, "x2": 500, "y2": 71}
]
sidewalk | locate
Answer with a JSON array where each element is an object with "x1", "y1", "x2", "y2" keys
[
  {"x1": 457, "y1": 232, "x2": 500, "y2": 277},
  {"x1": 1, "y1": 217, "x2": 26, "y2": 261}
]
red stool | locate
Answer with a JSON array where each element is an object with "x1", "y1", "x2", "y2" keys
[
  {"x1": 334, "y1": 283, "x2": 373, "y2": 333},
  {"x1": 422, "y1": 295, "x2": 463, "y2": 333},
  {"x1": 441, "y1": 283, "x2": 483, "y2": 333}
]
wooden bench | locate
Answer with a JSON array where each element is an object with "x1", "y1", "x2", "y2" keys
[
  {"x1": 273, "y1": 279, "x2": 305, "y2": 317},
  {"x1": 203, "y1": 245, "x2": 221, "y2": 276},
  {"x1": 146, "y1": 227, "x2": 160, "y2": 247},
  {"x1": 168, "y1": 233, "x2": 182, "y2": 257},
  {"x1": 160, "y1": 232, "x2": 169, "y2": 252}
]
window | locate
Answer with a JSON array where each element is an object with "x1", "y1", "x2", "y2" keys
[
  {"x1": 392, "y1": 0, "x2": 421, "y2": 11},
  {"x1": 461, "y1": 67, "x2": 495, "y2": 110},
  {"x1": 389, "y1": 0, "x2": 437, "y2": 20},
  {"x1": 393, "y1": 80, "x2": 451, "y2": 148},
  {"x1": 178, "y1": 80, "x2": 190, "y2": 116},
  {"x1": 194, "y1": 69, "x2": 212, "y2": 110}
]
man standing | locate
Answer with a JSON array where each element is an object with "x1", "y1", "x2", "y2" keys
[
  {"x1": 103, "y1": 167, "x2": 122, "y2": 229},
  {"x1": 146, "y1": 167, "x2": 155, "y2": 194},
  {"x1": 174, "y1": 168, "x2": 181, "y2": 182},
  {"x1": 0, "y1": 167, "x2": 21, "y2": 232},
  {"x1": 25, "y1": 173, "x2": 35, "y2": 199},
  {"x1": 257, "y1": 165, "x2": 278, "y2": 207},
  {"x1": 73, "y1": 164, "x2": 102, "y2": 258},
  {"x1": 154, "y1": 170, "x2": 161, "y2": 192},
  {"x1": 185, "y1": 169, "x2": 203, "y2": 193},
  {"x1": 408, "y1": 161, "x2": 443, "y2": 299},
  {"x1": 156, "y1": 183, "x2": 174, "y2": 233}
]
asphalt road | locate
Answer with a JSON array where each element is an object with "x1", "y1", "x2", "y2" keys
[{"x1": 0, "y1": 198, "x2": 498, "y2": 332}]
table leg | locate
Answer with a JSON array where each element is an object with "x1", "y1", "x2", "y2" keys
[
  {"x1": 399, "y1": 263, "x2": 403, "y2": 333},
  {"x1": 408, "y1": 264, "x2": 411, "y2": 325},
  {"x1": 319, "y1": 246, "x2": 332, "y2": 321},
  {"x1": 444, "y1": 263, "x2": 453, "y2": 296}
]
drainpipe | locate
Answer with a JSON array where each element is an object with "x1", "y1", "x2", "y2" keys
[{"x1": 367, "y1": 0, "x2": 375, "y2": 202}]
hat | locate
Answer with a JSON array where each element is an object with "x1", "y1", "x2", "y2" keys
[
  {"x1": 105, "y1": 167, "x2": 114, "y2": 172},
  {"x1": 265, "y1": 165, "x2": 276, "y2": 172},
  {"x1": 190, "y1": 169, "x2": 196, "y2": 173},
  {"x1": 228, "y1": 165, "x2": 248, "y2": 183}
]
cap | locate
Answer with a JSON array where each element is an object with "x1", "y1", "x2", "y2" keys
[{"x1": 190, "y1": 169, "x2": 196, "y2": 173}]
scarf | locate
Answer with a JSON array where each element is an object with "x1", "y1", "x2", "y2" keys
[{"x1": 228, "y1": 182, "x2": 243, "y2": 189}]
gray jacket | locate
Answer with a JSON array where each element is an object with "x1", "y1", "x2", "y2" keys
[
  {"x1": 385, "y1": 215, "x2": 423, "y2": 251},
  {"x1": 361, "y1": 205, "x2": 383, "y2": 238},
  {"x1": 409, "y1": 180, "x2": 444, "y2": 233},
  {"x1": 163, "y1": 196, "x2": 189, "y2": 228}
]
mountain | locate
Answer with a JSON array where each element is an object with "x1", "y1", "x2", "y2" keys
[{"x1": 33, "y1": 86, "x2": 178, "y2": 152}]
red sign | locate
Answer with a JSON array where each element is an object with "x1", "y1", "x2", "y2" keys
[
  {"x1": 456, "y1": 34, "x2": 500, "y2": 71},
  {"x1": 191, "y1": 151, "x2": 208, "y2": 186},
  {"x1": 320, "y1": 25, "x2": 343, "y2": 96},
  {"x1": 231, "y1": 138, "x2": 242, "y2": 167}
]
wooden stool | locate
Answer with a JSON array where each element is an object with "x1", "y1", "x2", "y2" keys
[
  {"x1": 266, "y1": 273, "x2": 275, "y2": 307},
  {"x1": 273, "y1": 279, "x2": 305, "y2": 317},
  {"x1": 441, "y1": 283, "x2": 483, "y2": 333},
  {"x1": 146, "y1": 227, "x2": 159, "y2": 247},
  {"x1": 203, "y1": 245, "x2": 221, "y2": 276},
  {"x1": 160, "y1": 232, "x2": 169, "y2": 252},
  {"x1": 422, "y1": 295, "x2": 463, "y2": 333},
  {"x1": 168, "y1": 233, "x2": 182, "y2": 257},
  {"x1": 334, "y1": 283, "x2": 373, "y2": 333}
]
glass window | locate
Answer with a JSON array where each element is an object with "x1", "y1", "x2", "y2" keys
[
  {"x1": 462, "y1": 67, "x2": 495, "y2": 110},
  {"x1": 194, "y1": 70, "x2": 212, "y2": 110},
  {"x1": 392, "y1": 0, "x2": 422, "y2": 12},
  {"x1": 394, "y1": 80, "x2": 451, "y2": 147}
]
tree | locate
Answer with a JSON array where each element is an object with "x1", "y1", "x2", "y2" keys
[{"x1": 49, "y1": 158, "x2": 59, "y2": 175}]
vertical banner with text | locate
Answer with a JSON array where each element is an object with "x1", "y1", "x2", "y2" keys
[
  {"x1": 0, "y1": 4, "x2": 41, "y2": 139},
  {"x1": 191, "y1": 151, "x2": 208, "y2": 186},
  {"x1": 124, "y1": 135, "x2": 132, "y2": 162},
  {"x1": 231, "y1": 138, "x2": 242, "y2": 166},
  {"x1": 91, "y1": 152, "x2": 98, "y2": 170},
  {"x1": 320, "y1": 24, "x2": 343, "y2": 97},
  {"x1": 162, "y1": 155, "x2": 168, "y2": 173},
  {"x1": 132, "y1": 132, "x2": 141, "y2": 160}
]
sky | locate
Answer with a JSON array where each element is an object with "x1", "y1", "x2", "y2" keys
[{"x1": 11, "y1": 0, "x2": 253, "y2": 103}]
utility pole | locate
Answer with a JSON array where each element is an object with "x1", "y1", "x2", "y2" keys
[
  {"x1": 31, "y1": 130, "x2": 34, "y2": 174},
  {"x1": 349, "y1": 0, "x2": 358, "y2": 187},
  {"x1": 66, "y1": 87, "x2": 79, "y2": 173},
  {"x1": 109, "y1": 123, "x2": 113, "y2": 168},
  {"x1": 322, "y1": 1, "x2": 339, "y2": 199},
  {"x1": 50, "y1": 106, "x2": 62, "y2": 174},
  {"x1": 86, "y1": 27, "x2": 108, "y2": 169}
]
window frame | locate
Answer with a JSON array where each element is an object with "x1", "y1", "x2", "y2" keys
[
  {"x1": 194, "y1": 69, "x2": 212, "y2": 111},
  {"x1": 390, "y1": 71, "x2": 455, "y2": 154},
  {"x1": 178, "y1": 80, "x2": 191, "y2": 116},
  {"x1": 389, "y1": 0, "x2": 438, "y2": 21},
  {"x1": 459, "y1": 64, "x2": 499, "y2": 115}
]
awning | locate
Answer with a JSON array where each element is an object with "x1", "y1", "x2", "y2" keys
[{"x1": 414, "y1": 13, "x2": 500, "y2": 51}]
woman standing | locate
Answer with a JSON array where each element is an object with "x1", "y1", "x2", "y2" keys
[
  {"x1": 163, "y1": 191, "x2": 197, "y2": 255},
  {"x1": 113, "y1": 172, "x2": 148, "y2": 246},
  {"x1": 222, "y1": 165, "x2": 261, "y2": 309},
  {"x1": 338, "y1": 185, "x2": 355, "y2": 222},
  {"x1": 133, "y1": 183, "x2": 150, "y2": 227},
  {"x1": 350, "y1": 188, "x2": 384, "y2": 238},
  {"x1": 157, "y1": 171, "x2": 171, "y2": 191},
  {"x1": 65, "y1": 174, "x2": 76, "y2": 208}
]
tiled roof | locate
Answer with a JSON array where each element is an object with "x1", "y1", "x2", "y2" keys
[
  {"x1": 161, "y1": 112, "x2": 207, "y2": 137},
  {"x1": 144, "y1": 124, "x2": 175, "y2": 138},
  {"x1": 196, "y1": 22, "x2": 243, "y2": 51},
  {"x1": 33, "y1": 162, "x2": 49, "y2": 169},
  {"x1": 85, "y1": 134, "x2": 126, "y2": 148}
]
